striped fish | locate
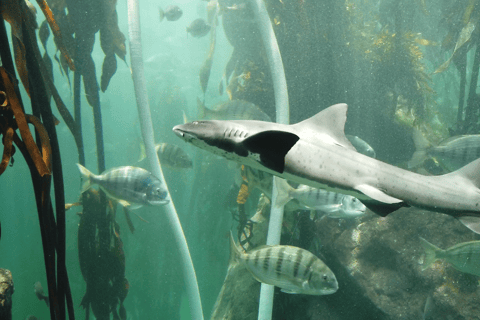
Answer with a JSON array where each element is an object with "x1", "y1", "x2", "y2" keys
[
  {"x1": 410, "y1": 129, "x2": 480, "y2": 171},
  {"x1": 197, "y1": 98, "x2": 271, "y2": 121},
  {"x1": 229, "y1": 232, "x2": 338, "y2": 295},
  {"x1": 156, "y1": 143, "x2": 192, "y2": 169},
  {"x1": 420, "y1": 237, "x2": 480, "y2": 276},
  {"x1": 138, "y1": 143, "x2": 192, "y2": 169},
  {"x1": 77, "y1": 164, "x2": 168, "y2": 208},
  {"x1": 275, "y1": 178, "x2": 366, "y2": 218}
]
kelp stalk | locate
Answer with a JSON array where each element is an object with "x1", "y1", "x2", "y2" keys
[
  {"x1": 126, "y1": 1, "x2": 204, "y2": 319},
  {"x1": 249, "y1": 0, "x2": 289, "y2": 319}
]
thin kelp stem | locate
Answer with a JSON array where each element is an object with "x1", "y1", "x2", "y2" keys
[
  {"x1": 73, "y1": 71, "x2": 85, "y2": 165},
  {"x1": 22, "y1": 18, "x2": 75, "y2": 320},
  {"x1": 249, "y1": 0, "x2": 289, "y2": 319},
  {"x1": 457, "y1": 51, "x2": 467, "y2": 130},
  {"x1": 465, "y1": 43, "x2": 480, "y2": 132},
  {"x1": 126, "y1": 1, "x2": 204, "y2": 320}
]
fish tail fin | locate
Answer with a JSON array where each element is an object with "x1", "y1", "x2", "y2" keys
[
  {"x1": 159, "y1": 7, "x2": 165, "y2": 22},
  {"x1": 408, "y1": 127, "x2": 431, "y2": 168},
  {"x1": 197, "y1": 97, "x2": 207, "y2": 119},
  {"x1": 137, "y1": 142, "x2": 147, "y2": 162},
  {"x1": 419, "y1": 237, "x2": 441, "y2": 270},
  {"x1": 76, "y1": 163, "x2": 93, "y2": 193},
  {"x1": 229, "y1": 231, "x2": 242, "y2": 264},
  {"x1": 273, "y1": 177, "x2": 294, "y2": 207}
]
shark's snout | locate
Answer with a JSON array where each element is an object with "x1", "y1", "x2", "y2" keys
[{"x1": 172, "y1": 125, "x2": 185, "y2": 138}]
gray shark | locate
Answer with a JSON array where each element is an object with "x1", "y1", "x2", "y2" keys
[{"x1": 173, "y1": 103, "x2": 480, "y2": 233}]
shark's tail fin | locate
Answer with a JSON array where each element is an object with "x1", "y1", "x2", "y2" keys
[
  {"x1": 419, "y1": 237, "x2": 442, "y2": 270},
  {"x1": 408, "y1": 127, "x2": 431, "y2": 168},
  {"x1": 273, "y1": 177, "x2": 294, "y2": 207}
]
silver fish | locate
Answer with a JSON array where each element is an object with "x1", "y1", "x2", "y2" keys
[
  {"x1": 159, "y1": 5, "x2": 183, "y2": 22},
  {"x1": 138, "y1": 143, "x2": 192, "y2": 169},
  {"x1": 173, "y1": 103, "x2": 480, "y2": 234},
  {"x1": 77, "y1": 164, "x2": 169, "y2": 208},
  {"x1": 229, "y1": 232, "x2": 338, "y2": 295},
  {"x1": 410, "y1": 129, "x2": 480, "y2": 172},
  {"x1": 420, "y1": 237, "x2": 480, "y2": 277},
  {"x1": 346, "y1": 135, "x2": 376, "y2": 158},
  {"x1": 196, "y1": 98, "x2": 271, "y2": 122},
  {"x1": 274, "y1": 178, "x2": 366, "y2": 219}
]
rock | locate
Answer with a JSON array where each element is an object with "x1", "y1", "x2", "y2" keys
[{"x1": 0, "y1": 268, "x2": 14, "y2": 320}]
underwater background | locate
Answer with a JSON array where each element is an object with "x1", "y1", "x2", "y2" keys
[{"x1": 2, "y1": 0, "x2": 480, "y2": 319}]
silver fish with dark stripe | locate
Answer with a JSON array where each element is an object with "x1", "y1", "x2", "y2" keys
[
  {"x1": 420, "y1": 237, "x2": 480, "y2": 276},
  {"x1": 410, "y1": 130, "x2": 480, "y2": 172},
  {"x1": 275, "y1": 178, "x2": 366, "y2": 218},
  {"x1": 77, "y1": 164, "x2": 168, "y2": 208},
  {"x1": 229, "y1": 232, "x2": 338, "y2": 295}
]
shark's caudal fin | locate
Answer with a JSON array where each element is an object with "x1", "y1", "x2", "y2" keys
[
  {"x1": 243, "y1": 131, "x2": 300, "y2": 173},
  {"x1": 291, "y1": 103, "x2": 356, "y2": 151}
]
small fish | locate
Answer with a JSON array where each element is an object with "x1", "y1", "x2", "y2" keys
[
  {"x1": 229, "y1": 232, "x2": 338, "y2": 295},
  {"x1": 422, "y1": 294, "x2": 435, "y2": 320},
  {"x1": 346, "y1": 135, "x2": 376, "y2": 158},
  {"x1": 274, "y1": 178, "x2": 366, "y2": 218},
  {"x1": 156, "y1": 143, "x2": 193, "y2": 169},
  {"x1": 137, "y1": 142, "x2": 192, "y2": 169},
  {"x1": 186, "y1": 18, "x2": 211, "y2": 38},
  {"x1": 25, "y1": 316, "x2": 39, "y2": 320},
  {"x1": 196, "y1": 98, "x2": 271, "y2": 121},
  {"x1": 77, "y1": 164, "x2": 169, "y2": 208},
  {"x1": 34, "y1": 281, "x2": 49, "y2": 307},
  {"x1": 410, "y1": 128, "x2": 480, "y2": 171},
  {"x1": 420, "y1": 237, "x2": 480, "y2": 276},
  {"x1": 159, "y1": 5, "x2": 183, "y2": 22}
]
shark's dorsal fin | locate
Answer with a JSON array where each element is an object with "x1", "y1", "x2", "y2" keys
[
  {"x1": 292, "y1": 103, "x2": 356, "y2": 150},
  {"x1": 243, "y1": 131, "x2": 300, "y2": 173}
]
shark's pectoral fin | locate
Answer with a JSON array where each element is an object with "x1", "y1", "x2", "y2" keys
[
  {"x1": 359, "y1": 199, "x2": 407, "y2": 217},
  {"x1": 355, "y1": 184, "x2": 403, "y2": 204},
  {"x1": 458, "y1": 216, "x2": 480, "y2": 234},
  {"x1": 243, "y1": 131, "x2": 300, "y2": 173}
]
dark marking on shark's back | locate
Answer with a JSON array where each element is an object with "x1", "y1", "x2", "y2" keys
[{"x1": 243, "y1": 131, "x2": 300, "y2": 173}]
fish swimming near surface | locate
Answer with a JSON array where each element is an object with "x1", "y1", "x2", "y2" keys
[
  {"x1": 420, "y1": 237, "x2": 480, "y2": 277},
  {"x1": 159, "y1": 5, "x2": 183, "y2": 22},
  {"x1": 274, "y1": 178, "x2": 366, "y2": 219},
  {"x1": 77, "y1": 164, "x2": 169, "y2": 208},
  {"x1": 229, "y1": 232, "x2": 338, "y2": 295},
  {"x1": 34, "y1": 281, "x2": 49, "y2": 307},
  {"x1": 410, "y1": 128, "x2": 480, "y2": 172},
  {"x1": 186, "y1": 18, "x2": 211, "y2": 38},
  {"x1": 138, "y1": 142, "x2": 192, "y2": 169},
  {"x1": 173, "y1": 103, "x2": 480, "y2": 233},
  {"x1": 195, "y1": 98, "x2": 271, "y2": 122}
]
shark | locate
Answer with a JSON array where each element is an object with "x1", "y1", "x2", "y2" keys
[{"x1": 172, "y1": 103, "x2": 480, "y2": 233}]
